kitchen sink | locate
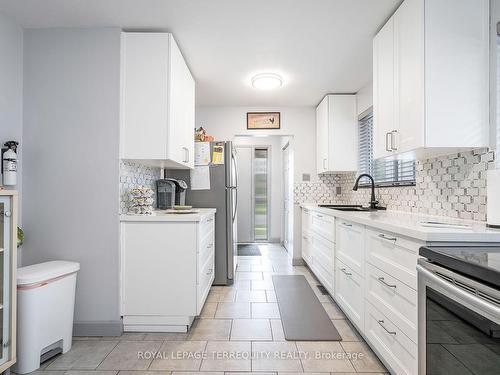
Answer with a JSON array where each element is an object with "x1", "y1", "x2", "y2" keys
[{"x1": 318, "y1": 204, "x2": 386, "y2": 212}]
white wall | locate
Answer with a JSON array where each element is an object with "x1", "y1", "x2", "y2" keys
[
  {"x1": 196, "y1": 106, "x2": 316, "y2": 183},
  {"x1": 197, "y1": 106, "x2": 313, "y2": 262},
  {"x1": 22, "y1": 28, "x2": 122, "y2": 335},
  {"x1": 0, "y1": 13, "x2": 23, "y2": 219},
  {"x1": 356, "y1": 82, "x2": 373, "y2": 116},
  {"x1": 234, "y1": 135, "x2": 286, "y2": 242}
]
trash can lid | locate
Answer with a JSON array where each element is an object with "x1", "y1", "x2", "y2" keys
[{"x1": 17, "y1": 261, "x2": 80, "y2": 286}]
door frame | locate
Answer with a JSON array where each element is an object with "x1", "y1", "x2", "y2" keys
[
  {"x1": 281, "y1": 141, "x2": 294, "y2": 251},
  {"x1": 234, "y1": 144, "x2": 272, "y2": 243}
]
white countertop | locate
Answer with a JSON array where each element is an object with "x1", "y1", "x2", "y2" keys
[
  {"x1": 301, "y1": 204, "x2": 500, "y2": 243},
  {"x1": 120, "y1": 208, "x2": 216, "y2": 222}
]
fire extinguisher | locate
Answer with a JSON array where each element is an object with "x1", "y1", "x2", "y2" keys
[{"x1": 2, "y1": 141, "x2": 19, "y2": 186}]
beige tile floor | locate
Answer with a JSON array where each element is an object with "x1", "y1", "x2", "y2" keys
[{"x1": 29, "y1": 244, "x2": 388, "y2": 375}]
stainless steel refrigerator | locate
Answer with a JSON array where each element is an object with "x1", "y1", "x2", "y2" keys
[{"x1": 167, "y1": 141, "x2": 238, "y2": 285}]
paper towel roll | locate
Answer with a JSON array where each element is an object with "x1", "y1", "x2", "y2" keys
[{"x1": 487, "y1": 169, "x2": 500, "y2": 228}]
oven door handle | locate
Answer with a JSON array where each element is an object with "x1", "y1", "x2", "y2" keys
[{"x1": 417, "y1": 265, "x2": 500, "y2": 319}]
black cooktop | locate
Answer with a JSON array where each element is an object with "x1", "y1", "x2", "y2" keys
[{"x1": 420, "y1": 246, "x2": 500, "y2": 289}]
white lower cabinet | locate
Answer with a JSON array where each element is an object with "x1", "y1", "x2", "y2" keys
[
  {"x1": 301, "y1": 207, "x2": 420, "y2": 375},
  {"x1": 302, "y1": 231, "x2": 313, "y2": 265},
  {"x1": 336, "y1": 219, "x2": 365, "y2": 276},
  {"x1": 365, "y1": 301, "x2": 418, "y2": 375},
  {"x1": 335, "y1": 258, "x2": 364, "y2": 332},
  {"x1": 310, "y1": 233, "x2": 335, "y2": 295},
  {"x1": 366, "y1": 263, "x2": 417, "y2": 343},
  {"x1": 310, "y1": 211, "x2": 335, "y2": 243},
  {"x1": 120, "y1": 213, "x2": 215, "y2": 332},
  {"x1": 365, "y1": 227, "x2": 422, "y2": 290}
]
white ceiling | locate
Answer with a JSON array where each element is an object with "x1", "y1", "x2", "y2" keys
[{"x1": 0, "y1": 0, "x2": 402, "y2": 106}]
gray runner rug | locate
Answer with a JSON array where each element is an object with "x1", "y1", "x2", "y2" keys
[{"x1": 273, "y1": 275, "x2": 342, "y2": 341}]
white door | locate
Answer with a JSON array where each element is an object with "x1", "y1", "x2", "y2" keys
[
  {"x1": 282, "y1": 143, "x2": 292, "y2": 251},
  {"x1": 373, "y1": 18, "x2": 396, "y2": 159},
  {"x1": 236, "y1": 147, "x2": 253, "y2": 243}
]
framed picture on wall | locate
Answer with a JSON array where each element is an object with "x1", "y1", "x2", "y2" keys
[{"x1": 247, "y1": 112, "x2": 281, "y2": 130}]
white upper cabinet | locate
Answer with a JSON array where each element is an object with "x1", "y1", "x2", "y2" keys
[
  {"x1": 120, "y1": 32, "x2": 195, "y2": 169},
  {"x1": 316, "y1": 95, "x2": 358, "y2": 174},
  {"x1": 373, "y1": 17, "x2": 396, "y2": 160},
  {"x1": 373, "y1": 0, "x2": 489, "y2": 160}
]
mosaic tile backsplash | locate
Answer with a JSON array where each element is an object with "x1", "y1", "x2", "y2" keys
[
  {"x1": 294, "y1": 148, "x2": 496, "y2": 221},
  {"x1": 119, "y1": 161, "x2": 161, "y2": 214}
]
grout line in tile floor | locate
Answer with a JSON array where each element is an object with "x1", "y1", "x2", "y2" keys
[{"x1": 33, "y1": 244, "x2": 387, "y2": 374}]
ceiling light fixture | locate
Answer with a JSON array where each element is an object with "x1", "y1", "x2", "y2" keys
[{"x1": 251, "y1": 73, "x2": 283, "y2": 90}]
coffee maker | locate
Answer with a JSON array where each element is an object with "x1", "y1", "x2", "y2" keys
[{"x1": 156, "y1": 178, "x2": 188, "y2": 209}]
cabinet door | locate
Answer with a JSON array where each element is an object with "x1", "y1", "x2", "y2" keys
[
  {"x1": 373, "y1": 18, "x2": 395, "y2": 159},
  {"x1": 394, "y1": 0, "x2": 424, "y2": 153},
  {"x1": 316, "y1": 96, "x2": 329, "y2": 174},
  {"x1": 169, "y1": 36, "x2": 195, "y2": 168},
  {"x1": 120, "y1": 33, "x2": 169, "y2": 160},
  {"x1": 328, "y1": 95, "x2": 358, "y2": 172},
  {"x1": 121, "y1": 222, "x2": 197, "y2": 316},
  {"x1": 335, "y1": 259, "x2": 364, "y2": 331}
]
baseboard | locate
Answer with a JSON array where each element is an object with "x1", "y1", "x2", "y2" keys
[
  {"x1": 73, "y1": 320, "x2": 123, "y2": 337},
  {"x1": 292, "y1": 258, "x2": 305, "y2": 266}
]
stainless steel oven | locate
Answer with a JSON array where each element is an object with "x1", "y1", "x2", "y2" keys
[{"x1": 417, "y1": 259, "x2": 500, "y2": 374}]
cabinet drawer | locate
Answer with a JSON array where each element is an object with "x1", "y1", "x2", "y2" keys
[
  {"x1": 335, "y1": 258, "x2": 364, "y2": 331},
  {"x1": 310, "y1": 232, "x2": 334, "y2": 271},
  {"x1": 302, "y1": 208, "x2": 312, "y2": 232},
  {"x1": 365, "y1": 228, "x2": 421, "y2": 289},
  {"x1": 365, "y1": 301, "x2": 417, "y2": 375},
  {"x1": 366, "y1": 263, "x2": 417, "y2": 343},
  {"x1": 197, "y1": 252, "x2": 214, "y2": 314},
  {"x1": 199, "y1": 214, "x2": 215, "y2": 238},
  {"x1": 336, "y1": 220, "x2": 365, "y2": 276},
  {"x1": 310, "y1": 211, "x2": 335, "y2": 242},
  {"x1": 302, "y1": 231, "x2": 313, "y2": 265},
  {"x1": 199, "y1": 229, "x2": 215, "y2": 264},
  {"x1": 311, "y1": 260, "x2": 334, "y2": 296}
]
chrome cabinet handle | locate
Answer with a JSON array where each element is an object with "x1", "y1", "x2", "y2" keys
[
  {"x1": 342, "y1": 222, "x2": 352, "y2": 227},
  {"x1": 391, "y1": 130, "x2": 398, "y2": 151},
  {"x1": 385, "y1": 132, "x2": 392, "y2": 152},
  {"x1": 316, "y1": 214, "x2": 323, "y2": 218},
  {"x1": 323, "y1": 158, "x2": 327, "y2": 170},
  {"x1": 378, "y1": 277, "x2": 397, "y2": 289},
  {"x1": 378, "y1": 320, "x2": 396, "y2": 335},
  {"x1": 183, "y1": 147, "x2": 189, "y2": 163},
  {"x1": 341, "y1": 268, "x2": 352, "y2": 276},
  {"x1": 378, "y1": 233, "x2": 397, "y2": 242}
]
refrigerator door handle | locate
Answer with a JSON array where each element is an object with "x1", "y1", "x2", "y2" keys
[{"x1": 231, "y1": 150, "x2": 238, "y2": 222}]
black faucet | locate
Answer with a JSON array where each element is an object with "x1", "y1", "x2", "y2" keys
[{"x1": 353, "y1": 174, "x2": 382, "y2": 210}]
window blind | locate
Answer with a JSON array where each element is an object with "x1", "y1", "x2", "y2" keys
[{"x1": 358, "y1": 112, "x2": 416, "y2": 186}]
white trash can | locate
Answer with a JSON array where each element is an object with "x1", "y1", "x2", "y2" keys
[{"x1": 13, "y1": 261, "x2": 80, "y2": 374}]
